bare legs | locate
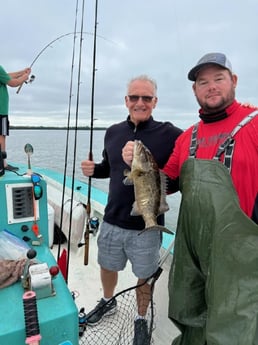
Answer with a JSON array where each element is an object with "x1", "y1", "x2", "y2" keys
[
  {"x1": 136, "y1": 279, "x2": 151, "y2": 316},
  {"x1": 0, "y1": 135, "x2": 6, "y2": 166},
  {"x1": 101, "y1": 267, "x2": 151, "y2": 316},
  {"x1": 101, "y1": 267, "x2": 118, "y2": 299}
]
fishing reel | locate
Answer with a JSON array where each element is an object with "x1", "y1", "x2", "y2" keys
[
  {"x1": 77, "y1": 216, "x2": 99, "y2": 248},
  {"x1": 16, "y1": 75, "x2": 35, "y2": 94},
  {"x1": 25, "y1": 74, "x2": 35, "y2": 84},
  {"x1": 88, "y1": 216, "x2": 99, "y2": 236},
  {"x1": 78, "y1": 307, "x2": 87, "y2": 337}
]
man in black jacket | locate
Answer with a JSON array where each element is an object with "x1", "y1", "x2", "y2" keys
[{"x1": 81, "y1": 74, "x2": 182, "y2": 344}]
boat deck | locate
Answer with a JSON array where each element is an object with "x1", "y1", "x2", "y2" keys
[{"x1": 52, "y1": 238, "x2": 180, "y2": 345}]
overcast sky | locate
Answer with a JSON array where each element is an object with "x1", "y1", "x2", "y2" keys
[{"x1": 2, "y1": 0, "x2": 258, "y2": 129}]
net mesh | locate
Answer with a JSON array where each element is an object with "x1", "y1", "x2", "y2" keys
[{"x1": 79, "y1": 279, "x2": 156, "y2": 345}]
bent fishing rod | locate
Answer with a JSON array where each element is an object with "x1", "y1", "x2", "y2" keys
[
  {"x1": 16, "y1": 32, "x2": 79, "y2": 95},
  {"x1": 16, "y1": 28, "x2": 112, "y2": 95}
]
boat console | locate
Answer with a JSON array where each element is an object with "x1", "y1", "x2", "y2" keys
[{"x1": 0, "y1": 166, "x2": 79, "y2": 345}]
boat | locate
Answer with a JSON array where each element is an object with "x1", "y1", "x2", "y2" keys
[
  {"x1": 0, "y1": 0, "x2": 179, "y2": 342},
  {"x1": 0, "y1": 162, "x2": 78, "y2": 345},
  {"x1": 0, "y1": 154, "x2": 179, "y2": 345},
  {"x1": 37, "y1": 165, "x2": 175, "y2": 254}
]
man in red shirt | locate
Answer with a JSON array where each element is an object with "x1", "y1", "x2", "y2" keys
[{"x1": 162, "y1": 53, "x2": 258, "y2": 344}]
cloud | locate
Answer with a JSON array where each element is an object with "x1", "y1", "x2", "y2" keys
[{"x1": 2, "y1": 0, "x2": 258, "y2": 129}]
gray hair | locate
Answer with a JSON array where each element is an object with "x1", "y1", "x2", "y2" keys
[{"x1": 127, "y1": 75, "x2": 157, "y2": 96}]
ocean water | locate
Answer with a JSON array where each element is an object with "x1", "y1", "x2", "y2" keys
[
  {"x1": 8, "y1": 129, "x2": 108, "y2": 190},
  {"x1": 7, "y1": 129, "x2": 181, "y2": 230}
]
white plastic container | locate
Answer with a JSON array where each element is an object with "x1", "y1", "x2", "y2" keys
[{"x1": 47, "y1": 203, "x2": 55, "y2": 247}]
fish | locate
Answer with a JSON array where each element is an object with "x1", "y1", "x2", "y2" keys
[{"x1": 124, "y1": 140, "x2": 172, "y2": 235}]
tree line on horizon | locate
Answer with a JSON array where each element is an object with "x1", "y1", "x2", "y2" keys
[{"x1": 10, "y1": 125, "x2": 107, "y2": 130}]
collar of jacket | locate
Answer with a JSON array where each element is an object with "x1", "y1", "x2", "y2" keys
[
  {"x1": 199, "y1": 100, "x2": 239, "y2": 123},
  {"x1": 126, "y1": 115, "x2": 154, "y2": 130}
]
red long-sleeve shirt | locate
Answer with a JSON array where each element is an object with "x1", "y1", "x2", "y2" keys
[{"x1": 163, "y1": 100, "x2": 258, "y2": 221}]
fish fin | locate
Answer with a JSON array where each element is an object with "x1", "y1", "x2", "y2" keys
[
  {"x1": 123, "y1": 168, "x2": 135, "y2": 185},
  {"x1": 158, "y1": 202, "x2": 169, "y2": 214},
  {"x1": 123, "y1": 176, "x2": 134, "y2": 185},
  {"x1": 160, "y1": 171, "x2": 167, "y2": 190},
  {"x1": 159, "y1": 171, "x2": 170, "y2": 214},
  {"x1": 138, "y1": 225, "x2": 174, "y2": 235},
  {"x1": 160, "y1": 171, "x2": 171, "y2": 195},
  {"x1": 130, "y1": 201, "x2": 141, "y2": 216}
]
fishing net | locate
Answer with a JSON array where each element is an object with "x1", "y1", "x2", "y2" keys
[{"x1": 78, "y1": 277, "x2": 157, "y2": 345}]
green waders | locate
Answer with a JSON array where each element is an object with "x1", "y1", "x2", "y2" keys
[
  {"x1": 169, "y1": 112, "x2": 258, "y2": 345},
  {"x1": 169, "y1": 158, "x2": 258, "y2": 345}
]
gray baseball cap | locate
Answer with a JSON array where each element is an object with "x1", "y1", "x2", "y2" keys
[{"x1": 188, "y1": 52, "x2": 233, "y2": 81}]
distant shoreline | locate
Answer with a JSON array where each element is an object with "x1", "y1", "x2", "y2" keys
[{"x1": 10, "y1": 126, "x2": 107, "y2": 130}]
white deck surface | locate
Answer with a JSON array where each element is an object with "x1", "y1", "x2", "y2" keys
[
  {"x1": 45, "y1": 170, "x2": 180, "y2": 344},
  {"x1": 52, "y1": 235, "x2": 180, "y2": 345}
]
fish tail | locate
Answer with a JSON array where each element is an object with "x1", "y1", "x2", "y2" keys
[{"x1": 138, "y1": 225, "x2": 174, "y2": 236}]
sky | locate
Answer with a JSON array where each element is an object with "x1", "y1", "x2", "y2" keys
[{"x1": 1, "y1": 0, "x2": 258, "y2": 129}]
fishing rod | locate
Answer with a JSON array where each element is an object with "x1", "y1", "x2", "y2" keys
[
  {"x1": 64, "y1": 0, "x2": 87, "y2": 277},
  {"x1": 81, "y1": 0, "x2": 99, "y2": 266},
  {"x1": 56, "y1": 0, "x2": 81, "y2": 283},
  {"x1": 16, "y1": 32, "x2": 78, "y2": 95},
  {"x1": 16, "y1": 30, "x2": 114, "y2": 94}
]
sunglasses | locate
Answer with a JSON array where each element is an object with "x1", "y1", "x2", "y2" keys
[
  {"x1": 127, "y1": 95, "x2": 155, "y2": 103},
  {"x1": 31, "y1": 173, "x2": 43, "y2": 200}
]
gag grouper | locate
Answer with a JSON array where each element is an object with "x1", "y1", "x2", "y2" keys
[{"x1": 124, "y1": 140, "x2": 172, "y2": 234}]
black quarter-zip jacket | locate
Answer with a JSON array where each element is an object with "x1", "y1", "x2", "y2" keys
[{"x1": 93, "y1": 116, "x2": 182, "y2": 230}]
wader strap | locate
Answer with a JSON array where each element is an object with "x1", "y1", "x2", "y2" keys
[
  {"x1": 189, "y1": 110, "x2": 258, "y2": 170},
  {"x1": 189, "y1": 123, "x2": 198, "y2": 158},
  {"x1": 214, "y1": 110, "x2": 258, "y2": 171}
]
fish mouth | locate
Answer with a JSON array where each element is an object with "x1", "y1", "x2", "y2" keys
[
  {"x1": 134, "y1": 140, "x2": 143, "y2": 148},
  {"x1": 133, "y1": 140, "x2": 154, "y2": 171},
  {"x1": 134, "y1": 140, "x2": 148, "y2": 158}
]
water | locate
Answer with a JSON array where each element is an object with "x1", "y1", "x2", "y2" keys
[
  {"x1": 8, "y1": 129, "x2": 109, "y2": 191},
  {"x1": 7, "y1": 129, "x2": 181, "y2": 230}
]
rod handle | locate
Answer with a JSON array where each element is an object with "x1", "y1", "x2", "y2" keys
[
  {"x1": 16, "y1": 82, "x2": 24, "y2": 94},
  {"x1": 83, "y1": 225, "x2": 90, "y2": 265}
]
